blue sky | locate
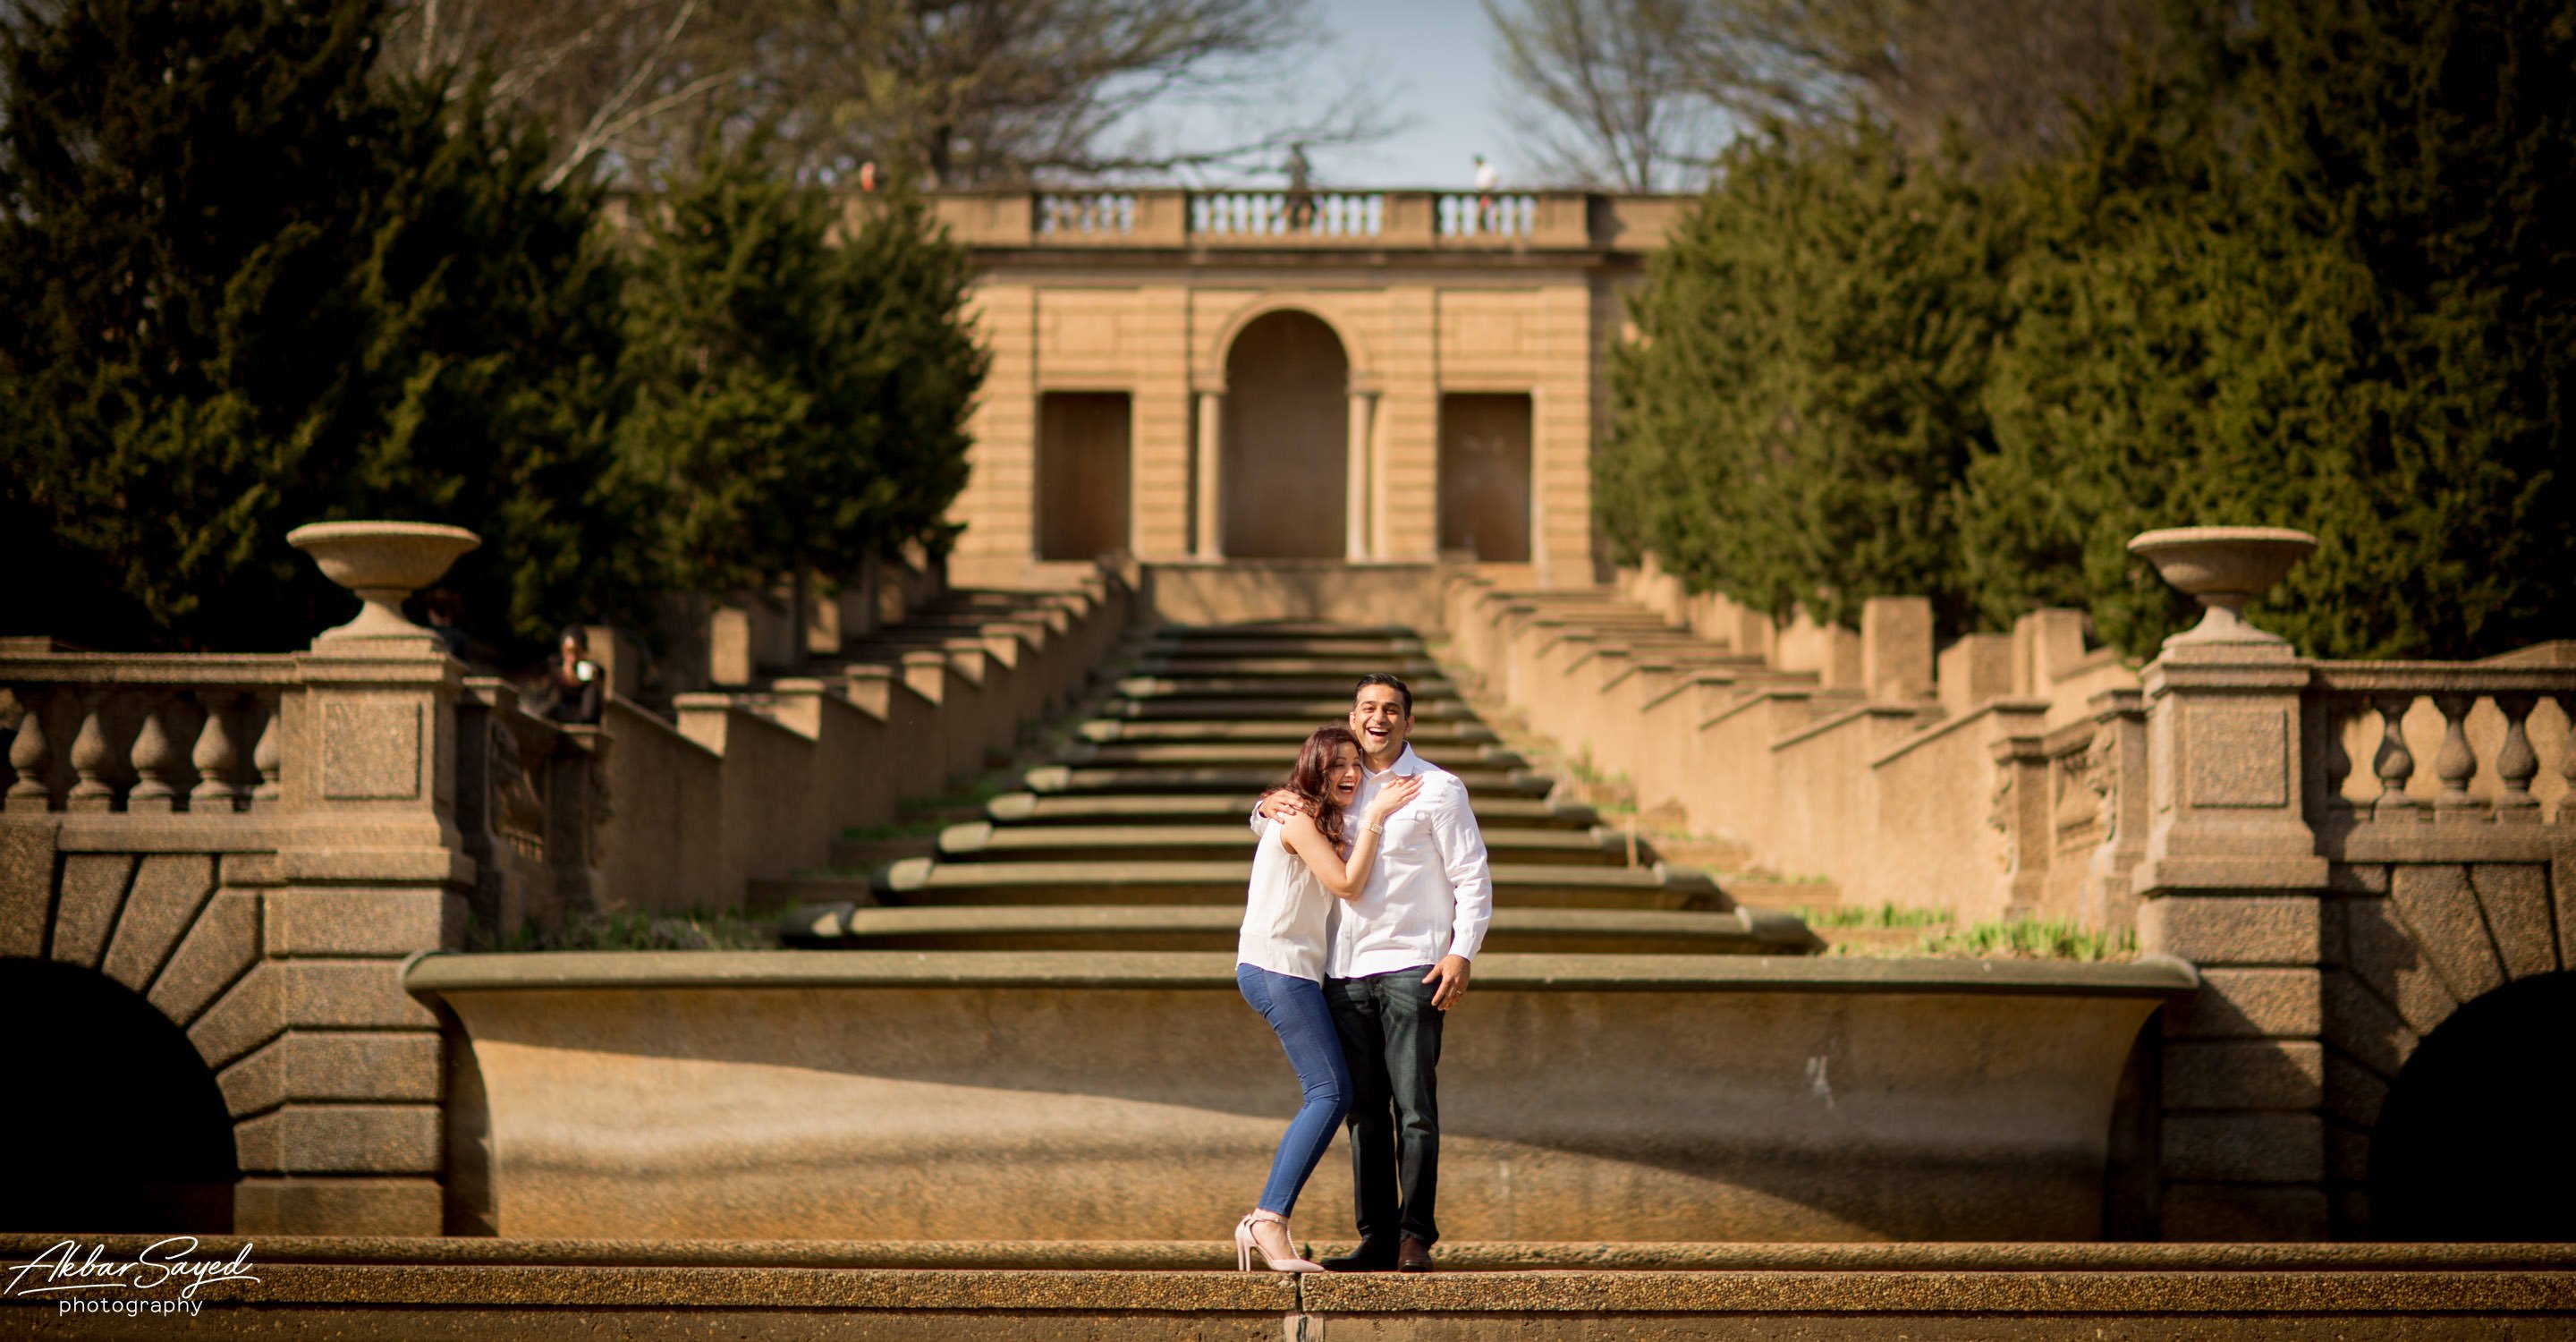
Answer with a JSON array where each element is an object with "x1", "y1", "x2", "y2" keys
[
  {"x1": 1297, "y1": 0, "x2": 1513, "y2": 188},
  {"x1": 1123, "y1": 0, "x2": 1522, "y2": 190}
]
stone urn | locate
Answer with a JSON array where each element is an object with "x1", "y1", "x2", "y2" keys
[
  {"x1": 2126, "y1": 525, "x2": 2316, "y2": 650},
  {"x1": 287, "y1": 521, "x2": 482, "y2": 643}
]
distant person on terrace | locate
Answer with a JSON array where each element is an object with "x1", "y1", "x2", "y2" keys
[{"x1": 529, "y1": 625, "x2": 603, "y2": 726}]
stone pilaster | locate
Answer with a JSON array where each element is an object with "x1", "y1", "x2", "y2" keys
[
  {"x1": 2135, "y1": 638, "x2": 2330, "y2": 1240},
  {"x1": 228, "y1": 634, "x2": 468, "y2": 1235}
]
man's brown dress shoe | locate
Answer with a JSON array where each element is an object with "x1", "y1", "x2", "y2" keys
[{"x1": 1397, "y1": 1236, "x2": 1433, "y2": 1272}]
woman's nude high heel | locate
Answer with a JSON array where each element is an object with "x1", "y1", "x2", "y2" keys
[{"x1": 1234, "y1": 1210, "x2": 1325, "y2": 1272}]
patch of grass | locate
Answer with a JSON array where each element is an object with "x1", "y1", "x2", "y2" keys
[
  {"x1": 894, "y1": 777, "x2": 1009, "y2": 819},
  {"x1": 1792, "y1": 901, "x2": 1952, "y2": 930},
  {"x1": 470, "y1": 909, "x2": 780, "y2": 953},
  {"x1": 1914, "y1": 916, "x2": 2137, "y2": 962}
]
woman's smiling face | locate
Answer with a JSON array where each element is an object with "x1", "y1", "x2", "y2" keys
[{"x1": 1326, "y1": 742, "x2": 1363, "y2": 805}]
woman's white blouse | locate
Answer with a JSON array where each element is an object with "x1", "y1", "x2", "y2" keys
[{"x1": 1238, "y1": 817, "x2": 1331, "y2": 981}]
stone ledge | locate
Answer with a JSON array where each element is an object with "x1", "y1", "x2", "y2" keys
[
  {"x1": 5, "y1": 1237, "x2": 2563, "y2": 1273},
  {"x1": 0, "y1": 1239, "x2": 2568, "y2": 1321},
  {"x1": 402, "y1": 949, "x2": 2201, "y2": 997}
]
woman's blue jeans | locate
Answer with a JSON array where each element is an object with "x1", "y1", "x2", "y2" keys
[{"x1": 1237, "y1": 964, "x2": 1352, "y2": 1217}]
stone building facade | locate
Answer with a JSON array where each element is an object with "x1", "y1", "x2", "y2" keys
[{"x1": 922, "y1": 189, "x2": 1688, "y2": 588}]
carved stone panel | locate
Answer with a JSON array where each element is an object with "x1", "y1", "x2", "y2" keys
[
  {"x1": 320, "y1": 700, "x2": 422, "y2": 801},
  {"x1": 2188, "y1": 704, "x2": 2289, "y2": 809}
]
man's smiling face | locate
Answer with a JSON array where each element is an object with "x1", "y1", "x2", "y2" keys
[{"x1": 1350, "y1": 683, "x2": 1411, "y2": 765}]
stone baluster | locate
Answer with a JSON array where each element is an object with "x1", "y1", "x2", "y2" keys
[
  {"x1": 126, "y1": 693, "x2": 184, "y2": 813},
  {"x1": 2560, "y1": 693, "x2": 2576, "y2": 826},
  {"x1": 2429, "y1": 692, "x2": 2480, "y2": 820},
  {"x1": 2486, "y1": 692, "x2": 2539, "y2": 824},
  {"x1": 65, "y1": 691, "x2": 118, "y2": 811},
  {"x1": 192, "y1": 691, "x2": 246, "y2": 812},
  {"x1": 5, "y1": 690, "x2": 52, "y2": 811},
  {"x1": 2369, "y1": 693, "x2": 2421, "y2": 821},
  {"x1": 2318, "y1": 697, "x2": 2354, "y2": 813},
  {"x1": 251, "y1": 698, "x2": 284, "y2": 809}
]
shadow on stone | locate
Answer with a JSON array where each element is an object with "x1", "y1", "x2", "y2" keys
[
  {"x1": 2368, "y1": 969, "x2": 2576, "y2": 1241},
  {"x1": 0, "y1": 958, "x2": 237, "y2": 1233}
]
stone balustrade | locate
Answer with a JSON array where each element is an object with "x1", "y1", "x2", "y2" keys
[
  {"x1": 1037, "y1": 190, "x2": 1135, "y2": 237},
  {"x1": 4, "y1": 650, "x2": 298, "y2": 817},
  {"x1": 1436, "y1": 191, "x2": 1537, "y2": 238},
  {"x1": 2309, "y1": 663, "x2": 2576, "y2": 829},
  {"x1": 935, "y1": 188, "x2": 1657, "y2": 251},
  {"x1": 1189, "y1": 190, "x2": 1385, "y2": 239}
]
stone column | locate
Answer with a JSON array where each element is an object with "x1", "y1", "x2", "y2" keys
[
  {"x1": 231, "y1": 522, "x2": 480, "y2": 1235},
  {"x1": 1345, "y1": 390, "x2": 1376, "y2": 561},
  {"x1": 1193, "y1": 391, "x2": 1223, "y2": 560},
  {"x1": 2127, "y1": 527, "x2": 2330, "y2": 1241}
]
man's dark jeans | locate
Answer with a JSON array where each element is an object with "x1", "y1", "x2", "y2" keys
[{"x1": 1325, "y1": 965, "x2": 1444, "y2": 1250}]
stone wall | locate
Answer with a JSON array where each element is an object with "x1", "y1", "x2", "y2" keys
[
  {"x1": 1437, "y1": 548, "x2": 2576, "y2": 1239},
  {"x1": 1441, "y1": 561, "x2": 2140, "y2": 927},
  {"x1": 0, "y1": 556, "x2": 1133, "y2": 1235}
]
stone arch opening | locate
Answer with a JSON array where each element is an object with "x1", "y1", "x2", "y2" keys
[
  {"x1": 2368, "y1": 969, "x2": 2576, "y2": 1240},
  {"x1": 0, "y1": 957, "x2": 239, "y2": 1232},
  {"x1": 1221, "y1": 310, "x2": 1347, "y2": 558}
]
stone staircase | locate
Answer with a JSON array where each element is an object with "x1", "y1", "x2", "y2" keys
[{"x1": 781, "y1": 623, "x2": 1818, "y2": 956}]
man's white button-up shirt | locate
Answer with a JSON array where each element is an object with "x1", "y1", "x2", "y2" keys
[{"x1": 1328, "y1": 743, "x2": 1494, "y2": 976}]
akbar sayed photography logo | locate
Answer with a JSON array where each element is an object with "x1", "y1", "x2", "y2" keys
[{"x1": 4, "y1": 1237, "x2": 259, "y2": 1321}]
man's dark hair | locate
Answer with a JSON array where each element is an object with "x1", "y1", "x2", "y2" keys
[{"x1": 1353, "y1": 672, "x2": 1411, "y2": 715}]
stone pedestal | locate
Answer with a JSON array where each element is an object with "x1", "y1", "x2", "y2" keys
[
  {"x1": 225, "y1": 523, "x2": 478, "y2": 1235},
  {"x1": 2129, "y1": 527, "x2": 2329, "y2": 1240}
]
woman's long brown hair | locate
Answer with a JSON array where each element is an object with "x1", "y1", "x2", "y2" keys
[{"x1": 1283, "y1": 724, "x2": 1363, "y2": 847}]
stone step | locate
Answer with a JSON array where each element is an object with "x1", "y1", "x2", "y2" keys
[
  {"x1": 986, "y1": 791, "x2": 1604, "y2": 829},
  {"x1": 1098, "y1": 696, "x2": 1469, "y2": 721},
  {"x1": 1075, "y1": 718, "x2": 1498, "y2": 746},
  {"x1": 1136, "y1": 637, "x2": 1425, "y2": 658},
  {"x1": 1125, "y1": 656, "x2": 1445, "y2": 678},
  {"x1": 1113, "y1": 675, "x2": 1457, "y2": 699},
  {"x1": 873, "y1": 859, "x2": 1727, "y2": 910},
  {"x1": 1019, "y1": 764, "x2": 1550, "y2": 797},
  {"x1": 784, "y1": 903, "x2": 1818, "y2": 955},
  {"x1": 1053, "y1": 742, "x2": 1529, "y2": 771},
  {"x1": 934, "y1": 821, "x2": 1632, "y2": 866},
  {"x1": 31, "y1": 1234, "x2": 2568, "y2": 1339}
]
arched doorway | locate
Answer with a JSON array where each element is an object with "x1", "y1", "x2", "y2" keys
[
  {"x1": 2368, "y1": 970, "x2": 2576, "y2": 1239},
  {"x1": 1221, "y1": 310, "x2": 1347, "y2": 558},
  {"x1": 0, "y1": 958, "x2": 238, "y2": 1232}
]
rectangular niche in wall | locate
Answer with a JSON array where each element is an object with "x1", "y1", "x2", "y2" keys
[
  {"x1": 1437, "y1": 392, "x2": 1533, "y2": 562},
  {"x1": 1036, "y1": 391, "x2": 1132, "y2": 561}
]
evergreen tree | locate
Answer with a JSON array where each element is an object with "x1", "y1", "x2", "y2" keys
[
  {"x1": 1968, "y1": 0, "x2": 2576, "y2": 658},
  {"x1": 613, "y1": 134, "x2": 850, "y2": 596},
  {"x1": 1600, "y1": 118, "x2": 2013, "y2": 634},
  {"x1": 350, "y1": 72, "x2": 644, "y2": 649},
  {"x1": 826, "y1": 184, "x2": 986, "y2": 564},
  {"x1": 0, "y1": 0, "x2": 640, "y2": 652},
  {"x1": 0, "y1": 0, "x2": 394, "y2": 648},
  {"x1": 614, "y1": 145, "x2": 984, "y2": 597}
]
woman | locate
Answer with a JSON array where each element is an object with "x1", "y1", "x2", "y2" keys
[{"x1": 1234, "y1": 724, "x2": 1421, "y2": 1272}]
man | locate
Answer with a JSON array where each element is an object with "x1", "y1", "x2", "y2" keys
[{"x1": 1259, "y1": 673, "x2": 1492, "y2": 1271}]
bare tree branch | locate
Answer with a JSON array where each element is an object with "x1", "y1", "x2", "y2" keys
[{"x1": 1488, "y1": 0, "x2": 2155, "y2": 187}]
